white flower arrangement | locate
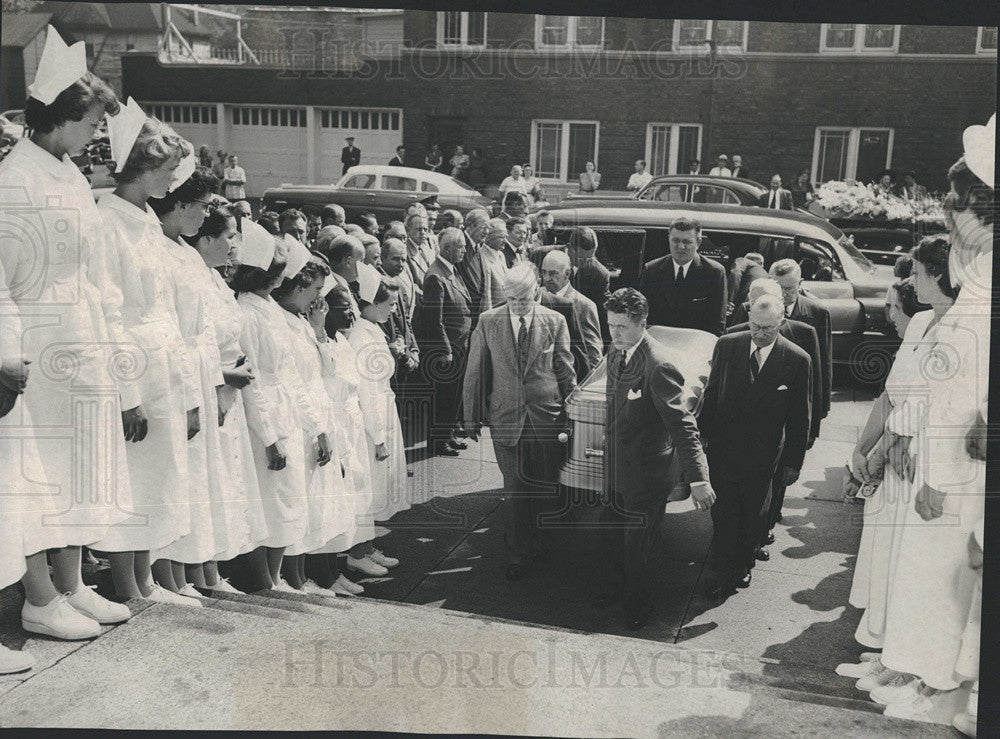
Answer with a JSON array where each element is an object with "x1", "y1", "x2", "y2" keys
[{"x1": 813, "y1": 180, "x2": 945, "y2": 225}]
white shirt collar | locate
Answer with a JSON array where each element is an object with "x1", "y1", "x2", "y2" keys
[
  {"x1": 623, "y1": 336, "x2": 643, "y2": 364},
  {"x1": 751, "y1": 337, "x2": 778, "y2": 367},
  {"x1": 510, "y1": 306, "x2": 534, "y2": 336},
  {"x1": 673, "y1": 258, "x2": 693, "y2": 279},
  {"x1": 555, "y1": 282, "x2": 571, "y2": 298},
  {"x1": 785, "y1": 299, "x2": 795, "y2": 316}
]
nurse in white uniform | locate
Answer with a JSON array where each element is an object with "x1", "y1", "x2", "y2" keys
[
  {"x1": 233, "y1": 223, "x2": 313, "y2": 592},
  {"x1": 94, "y1": 101, "x2": 201, "y2": 607},
  {"x1": 0, "y1": 26, "x2": 132, "y2": 641},
  {"x1": 871, "y1": 119, "x2": 994, "y2": 722},
  {"x1": 152, "y1": 160, "x2": 251, "y2": 594},
  {"x1": 190, "y1": 204, "x2": 267, "y2": 592}
]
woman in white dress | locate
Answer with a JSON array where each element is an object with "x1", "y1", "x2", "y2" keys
[
  {"x1": 190, "y1": 204, "x2": 268, "y2": 590},
  {"x1": 1, "y1": 259, "x2": 55, "y2": 671},
  {"x1": 346, "y1": 267, "x2": 419, "y2": 572},
  {"x1": 839, "y1": 276, "x2": 944, "y2": 682},
  {"x1": 269, "y1": 251, "x2": 346, "y2": 593},
  {"x1": 0, "y1": 37, "x2": 134, "y2": 637},
  {"x1": 233, "y1": 224, "x2": 316, "y2": 592},
  {"x1": 870, "y1": 143, "x2": 994, "y2": 719},
  {"x1": 150, "y1": 164, "x2": 254, "y2": 594},
  {"x1": 312, "y1": 286, "x2": 375, "y2": 594},
  {"x1": 94, "y1": 110, "x2": 201, "y2": 607}
]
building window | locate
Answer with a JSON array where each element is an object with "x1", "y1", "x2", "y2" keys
[
  {"x1": 977, "y1": 27, "x2": 998, "y2": 54},
  {"x1": 437, "y1": 11, "x2": 486, "y2": 48},
  {"x1": 535, "y1": 16, "x2": 605, "y2": 49},
  {"x1": 673, "y1": 20, "x2": 748, "y2": 51},
  {"x1": 812, "y1": 127, "x2": 894, "y2": 184},
  {"x1": 645, "y1": 123, "x2": 702, "y2": 176},
  {"x1": 820, "y1": 24, "x2": 899, "y2": 53},
  {"x1": 530, "y1": 120, "x2": 599, "y2": 182}
]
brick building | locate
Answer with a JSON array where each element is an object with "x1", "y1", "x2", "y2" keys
[{"x1": 118, "y1": 11, "x2": 996, "y2": 197}]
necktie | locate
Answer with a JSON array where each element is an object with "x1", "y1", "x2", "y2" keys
[
  {"x1": 676, "y1": 265, "x2": 685, "y2": 283},
  {"x1": 770, "y1": 190, "x2": 777, "y2": 209},
  {"x1": 517, "y1": 316, "x2": 528, "y2": 374},
  {"x1": 750, "y1": 347, "x2": 762, "y2": 383},
  {"x1": 618, "y1": 347, "x2": 628, "y2": 378}
]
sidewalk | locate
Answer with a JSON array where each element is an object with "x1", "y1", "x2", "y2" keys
[{"x1": 0, "y1": 383, "x2": 962, "y2": 733}]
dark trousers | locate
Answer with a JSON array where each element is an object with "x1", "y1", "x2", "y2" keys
[
  {"x1": 492, "y1": 425, "x2": 562, "y2": 565},
  {"x1": 421, "y1": 346, "x2": 466, "y2": 445},
  {"x1": 710, "y1": 471, "x2": 773, "y2": 579},
  {"x1": 766, "y1": 469, "x2": 787, "y2": 531},
  {"x1": 598, "y1": 484, "x2": 668, "y2": 615}
]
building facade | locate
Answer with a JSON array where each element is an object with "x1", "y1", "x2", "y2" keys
[{"x1": 119, "y1": 11, "x2": 996, "y2": 197}]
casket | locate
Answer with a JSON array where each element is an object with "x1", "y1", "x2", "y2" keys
[{"x1": 560, "y1": 326, "x2": 718, "y2": 495}]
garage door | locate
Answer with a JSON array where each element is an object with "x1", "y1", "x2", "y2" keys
[
  {"x1": 145, "y1": 103, "x2": 220, "y2": 156},
  {"x1": 318, "y1": 107, "x2": 402, "y2": 184},
  {"x1": 228, "y1": 105, "x2": 309, "y2": 196}
]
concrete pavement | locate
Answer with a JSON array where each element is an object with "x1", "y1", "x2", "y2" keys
[{"x1": 0, "y1": 383, "x2": 962, "y2": 733}]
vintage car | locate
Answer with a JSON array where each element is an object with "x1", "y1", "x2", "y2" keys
[
  {"x1": 540, "y1": 201, "x2": 898, "y2": 366},
  {"x1": 261, "y1": 165, "x2": 492, "y2": 221},
  {"x1": 560, "y1": 174, "x2": 768, "y2": 207},
  {"x1": 827, "y1": 217, "x2": 949, "y2": 267},
  {"x1": 559, "y1": 325, "x2": 717, "y2": 497}
]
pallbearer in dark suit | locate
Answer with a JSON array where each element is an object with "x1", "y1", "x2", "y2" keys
[
  {"x1": 597, "y1": 289, "x2": 715, "y2": 630},
  {"x1": 770, "y1": 259, "x2": 832, "y2": 424},
  {"x1": 413, "y1": 228, "x2": 472, "y2": 456},
  {"x1": 639, "y1": 217, "x2": 728, "y2": 335},
  {"x1": 726, "y1": 277, "x2": 822, "y2": 445},
  {"x1": 568, "y1": 227, "x2": 612, "y2": 344},
  {"x1": 699, "y1": 294, "x2": 810, "y2": 599},
  {"x1": 456, "y1": 208, "x2": 494, "y2": 330},
  {"x1": 463, "y1": 264, "x2": 576, "y2": 580}
]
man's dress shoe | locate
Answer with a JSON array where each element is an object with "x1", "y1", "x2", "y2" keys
[
  {"x1": 755, "y1": 547, "x2": 770, "y2": 562},
  {"x1": 737, "y1": 570, "x2": 752, "y2": 589},
  {"x1": 764, "y1": 532, "x2": 775, "y2": 545}
]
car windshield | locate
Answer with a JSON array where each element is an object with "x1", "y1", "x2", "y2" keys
[
  {"x1": 838, "y1": 235, "x2": 876, "y2": 274},
  {"x1": 447, "y1": 177, "x2": 478, "y2": 193}
]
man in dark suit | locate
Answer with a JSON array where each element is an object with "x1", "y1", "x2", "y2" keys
[
  {"x1": 341, "y1": 136, "x2": 361, "y2": 174},
  {"x1": 726, "y1": 252, "x2": 767, "y2": 320},
  {"x1": 414, "y1": 228, "x2": 472, "y2": 456},
  {"x1": 639, "y1": 217, "x2": 727, "y2": 336},
  {"x1": 597, "y1": 289, "x2": 715, "y2": 630},
  {"x1": 388, "y1": 145, "x2": 406, "y2": 167},
  {"x1": 726, "y1": 278, "x2": 822, "y2": 446},
  {"x1": 538, "y1": 289, "x2": 590, "y2": 383},
  {"x1": 456, "y1": 208, "x2": 494, "y2": 329},
  {"x1": 758, "y1": 174, "x2": 794, "y2": 210},
  {"x1": 542, "y1": 250, "x2": 603, "y2": 375},
  {"x1": 568, "y1": 227, "x2": 612, "y2": 345},
  {"x1": 463, "y1": 264, "x2": 576, "y2": 580},
  {"x1": 699, "y1": 294, "x2": 810, "y2": 599},
  {"x1": 729, "y1": 260, "x2": 832, "y2": 429}
]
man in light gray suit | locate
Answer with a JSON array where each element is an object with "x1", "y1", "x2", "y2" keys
[
  {"x1": 541, "y1": 250, "x2": 603, "y2": 374},
  {"x1": 463, "y1": 263, "x2": 576, "y2": 580}
]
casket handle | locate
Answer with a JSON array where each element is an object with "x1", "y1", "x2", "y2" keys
[{"x1": 584, "y1": 447, "x2": 605, "y2": 459}]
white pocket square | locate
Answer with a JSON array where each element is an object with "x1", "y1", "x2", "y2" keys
[
  {"x1": 627, "y1": 388, "x2": 642, "y2": 400},
  {"x1": 777, "y1": 385, "x2": 788, "y2": 391},
  {"x1": 542, "y1": 346, "x2": 553, "y2": 354}
]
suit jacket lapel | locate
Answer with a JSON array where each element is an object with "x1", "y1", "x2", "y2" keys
[
  {"x1": 748, "y1": 339, "x2": 782, "y2": 402},
  {"x1": 524, "y1": 309, "x2": 545, "y2": 374}
]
